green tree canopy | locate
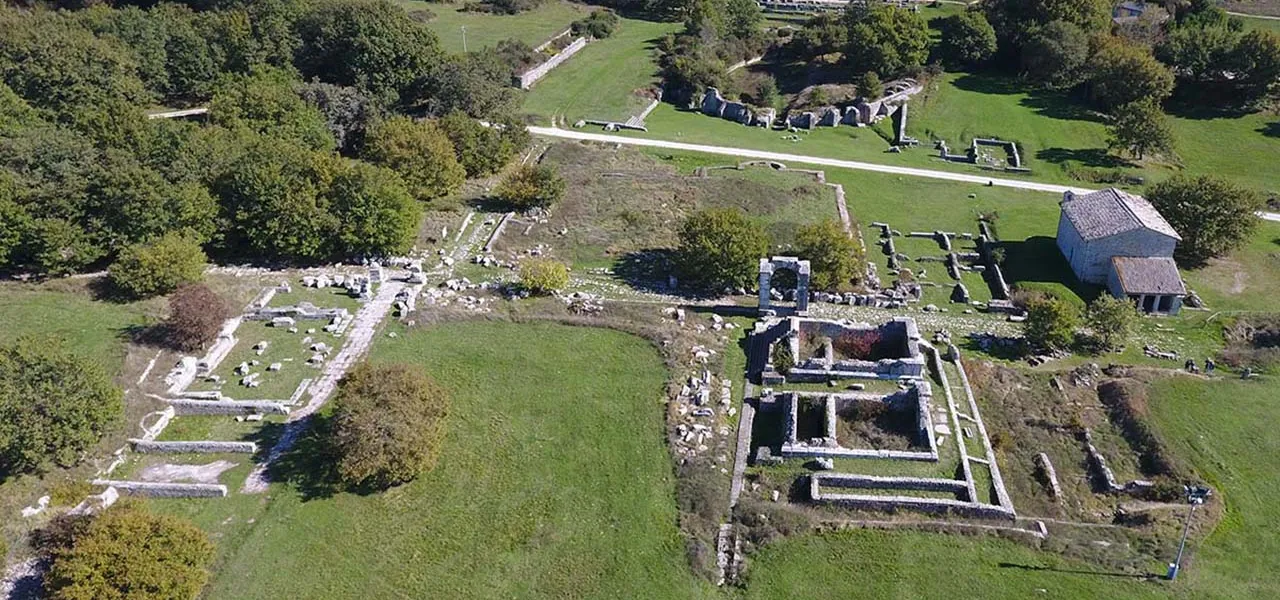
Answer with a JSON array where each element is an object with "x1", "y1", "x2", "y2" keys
[
  {"x1": 109, "y1": 232, "x2": 207, "y2": 299},
  {"x1": 0, "y1": 337, "x2": 122, "y2": 475},
  {"x1": 437, "y1": 111, "x2": 529, "y2": 177},
  {"x1": 330, "y1": 363, "x2": 450, "y2": 490},
  {"x1": 1023, "y1": 294, "x2": 1078, "y2": 353},
  {"x1": 326, "y1": 160, "x2": 420, "y2": 258},
  {"x1": 520, "y1": 258, "x2": 570, "y2": 294},
  {"x1": 1021, "y1": 20, "x2": 1090, "y2": 89},
  {"x1": 294, "y1": 0, "x2": 443, "y2": 107},
  {"x1": 1087, "y1": 38, "x2": 1175, "y2": 110},
  {"x1": 1086, "y1": 294, "x2": 1138, "y2": 351},
  {"x1": 1106, "y1": 98, "x2": 1175, "y2": 160},
  {"x1": 43, "y1": 504, "x2": 215, "y2": 600},
  {"x1": 361, "y1": 116, "x2": 464, "y2": 201},
  {"x1": 794, "y1": 219, "x2": 863, "y2": 292},
  {"x1": 676, "y1": 208, "x2": 770, "y2": 292},
  {"x1": 983, "y1": 0, "x2": 1111, "y2": 53},
  {"x1": 936, "y1": 11, "x2": 997, "y2": 67},
  {"x1": 1147, "y1": 175, "x2": 1262, "y2": 265},
  {"x1": 494, "y1": 164, "x2": 565, "y2": 211},
  {"x1": 842, "y1": 4, "x2": 929, "y2": 77},
  {"x1": 209, "y1": 68, "x2": 335, "y2": 151}
]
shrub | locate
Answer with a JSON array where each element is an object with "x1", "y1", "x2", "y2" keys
[
  {"x1": 1086, "y1": 295, "x2": 1139, "y2": 352},
  {"x1": 571, "y1": 9, "x2": 619, "y2": 39},
  {"x1": 43, "y1": 503, "x2": 214, "y2": 600},
  {"x1": 857, "y1": 70, "x2": 884, "y2": 99},
  {"x1": 494, "y1": 164, "x2": 565, "y2": 211},
  {"x1": 519, "y1": 258, "x2": 569, "y2": 294},
  {"x1": 163, "y1": 283, "x2": 232, "y2": 353},
  {"x1": 771, "y1": 339, "x2": 795, "y2": 374},
  {"x1": 330, "y1": 363, "x2": 450, "y2": 491},
  {"x1": 1023, "y1": 295, "x2": 1078, "y2": 352},
  {"x1": 108, "y1": 233, "x2": 206, "y2": 299},
  {"x1": 833, "y1": 330, "x2": 883, "y2": 360},
  {"x1": 49, "y1": 479, "x2": 93, "y2": 507},
  {"x1": 0, "y1": 337, "x2": 122, "y2": 475},
  {"x1": 794, "y1": 219, "x2": 864, "y2": 291},
  {"x1": 675, "y1": 208, "x2": 770, "y2": 292}
]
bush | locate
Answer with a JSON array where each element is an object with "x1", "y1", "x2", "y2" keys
[
  {"x1": 833, "y1": 330, "x2": 883, "y2": 360},
  {"x1": 1023, "y1": 295, "x2": 1078, "y2": 352},
  {"x1": 794, "y1": 219, "x2": 864, "y2": 291},
  {"x1": 572, "y1": 9, "x2": 619, "y2": 39},
  {"x1": 108, "y1": 233, "x2": 206, "y2": 299},
  {"x1": 330, "y1": 363, "x2": 450, "y2": 491},
  {"x1": 494, "y1": 164, "x2": 565, "y2": 211},
  {"x1": 0, "y1": 337, "x2": 122, "y2": 475},
  {"x1": 771, "y1": 339, "x2": 795, "y2": 374},
  {"x1": 43, "y1": 503, "x2": 214, "y2": 600},
  {"x1": 1086, "y1": 295, "x2": 1139, "y2": 352},
  {"x1": 519, "y1": 258, "x2": 569, "y2": 294},
  {"x1": 163, "y1": 283, "x2": 232, "y2": 353},
  {"x1": 675, "y1": 208, "x2": 770, "y2": 292},
  {"x1": 857, "y1": 70, "x2": 883, "y2": 99},
  {"x1": 49, "y1": 479, "x2": 93, "y2": 507}
]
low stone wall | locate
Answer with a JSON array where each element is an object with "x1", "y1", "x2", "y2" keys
[
  {"x1": 516, "y1": 36, "x2": 588, "y2": 89},
  {"x1": 815, "y1": 472, "x2": 968, "y2": 494},
  {"x1": 167, "y1": 399, "x2": 288, "y2": 415},
  {"x1": 130, "y1": 440, "x2": 258, "y2": 454},
  {"x1": 810, "y1": 476, "x2": 1017, "y2": 520},
  {"x1": 246, "y1": 303, "x2": 350, "y2": 321},
  {"x1": 91, "y1": 480, "x2": 228, "y2": 498},
  {"x1": 1035, "y1": 452, "x2": 1062, "y2": 498},
  {"x1": 789, "y1": 316, "x2": 925, "y2": 380}
]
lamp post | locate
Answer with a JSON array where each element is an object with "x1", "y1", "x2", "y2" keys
[
  {"x1": 1167, "y1": 485, "x2": 1212, "y2": 581},
  {"x1": 461, "y1": 26, "x2": 467, "y2": 53}
]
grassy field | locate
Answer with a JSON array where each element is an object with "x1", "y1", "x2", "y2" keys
[
  {"x1": 623, "y1": 72, "x2": 1280, "y2": 195},
  {"x1": 158, "y1": 321, "x2": 716, "y2": 600},
  {"x1": 398, "y1": 0, "x2": 591, "y2": 53},
  {"x1": 522, "y1": 16, "x2": 680, "y2": 123},
  {"x1": 0, "y1": 281, "x2": 158, "y2": 371}
]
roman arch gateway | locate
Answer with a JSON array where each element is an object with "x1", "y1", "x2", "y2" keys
[{"x1": 758, "y1": 257, "x2": 810, "y2": 314}]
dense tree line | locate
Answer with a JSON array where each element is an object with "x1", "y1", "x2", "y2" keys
[
  {"x1": 0, "y1": 0, "x2": 530, "y2": 277},
  {"x1": 656, "y1": 0, "x2": 768, "y2": 103}
]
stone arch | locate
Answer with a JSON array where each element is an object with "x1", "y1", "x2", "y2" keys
[{"x1": 758, "y1": 256, "x2": 810, "y2": 315}]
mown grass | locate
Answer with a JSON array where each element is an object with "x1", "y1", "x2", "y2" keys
[
  {"x1": 0, "y1": 280, "x2": 158, "y2": 371},
  {"x1": 159, "y1": 321, "x2": 716, "y2": 600},
  {"x1": 522, "y1": 16, "x2": 680, "y2": 123},
  {"x1": 624, "y1": 72, "x2": 1280, "y2": 195},
  {"x1": 398, "y1": 0, "x2": 591, "y2": 53}
]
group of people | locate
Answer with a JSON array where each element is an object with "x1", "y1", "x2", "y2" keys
[{"x1": 1184, "y1": 358, "x2": 1217, "y2": 375}]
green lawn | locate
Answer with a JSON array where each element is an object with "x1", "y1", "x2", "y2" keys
[
  {"x1": 522, "y1": 16, "x2": 680, "y2": 123},
  {"x1": 1239, "y1": 14, "x2": 1280, "y2": 33},
  {"x1": 0, "y1": 281, "x2": 157, "y2": 372},
  {"x1": 398, "y1": 0, "x2": 591, "y2": 53},
  {"x1": 159, "y1": 321, "x2": 716, "y2": 600},
  {"x1": 621, "y1": 72, "x2": 1280, "y2": 195}
]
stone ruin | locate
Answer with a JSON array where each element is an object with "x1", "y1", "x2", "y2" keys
[
  {"x1": 697, "y1": 79, "x2": 922, "y2": 132},
  {"x1": 770, "y1": 382, "x2": 938, "y2": 461},
  {"x1": 757, "y1": 316, "x2": 925, "y2": 385},
  {"x1": 758, "y1": 256, "x2": 811, "y2": 315}
]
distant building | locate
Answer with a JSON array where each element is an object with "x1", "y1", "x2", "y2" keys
[
  {"x1": 1112, "y1": 1, "x2": 1168, "y2": 25},
  {"x1": 1056, "y1": 188, "x2": 1185, "y2": 314}
]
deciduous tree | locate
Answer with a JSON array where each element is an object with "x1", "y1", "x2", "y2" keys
[
  {"x1": 1023, "y1": 295, "x2": 1078, "y2": 352},
  {"x1": 936, "y1": 11, "x2": 997, "y2": 67},
  {"x1": 794, "y1": 219, "x2": 863, "y2": 291},
  {"x1": 164, "y1": 283, "x2": 232, "y2": 352},
  {"x1": 1147, "y1": 175, "x2": 1262, "y2": 265},
  {"x1": 1086, "y1": 294, "x2": 1138, "y2": 351},
  {"x1": 519, "y1": 258, "x2": 570, "y2": 294},
  {"x1": 1087, "y1": 38, "x2": 1175, "y2": 110},
  {"x1": 326, "y1": 160, "x2": 419, "y2": 258},
  {"x1": 361, "y1": 116, "x2": 464, "y2": 201},
  {"x1": 676, "y1": 208, "x2": 769, "y2": 292},
  {"x1": 494, "y1": 164, "x2": 565, "y2": 211},
  {"x1": 1021, "y1": 20, "x2": 1090, "y2": 89},
  {"x1": 43, "y1": 504, "x2": 214, "y2": 600},
  {"x1": 0, "y1": 337, "x2": 122, "y2": 475},
  {"x1": 109, "y1": 232, "x2": 207, "y2": 299},
  {"x1": 1106, "y1": 98, "x2": 1175, "y2": 160},
  {"x1": 843, "y1": 5, "x2": 929, "y2": 77},
  {"x1": 330, "y1": 363, "x2": 450, "y2": 490}
]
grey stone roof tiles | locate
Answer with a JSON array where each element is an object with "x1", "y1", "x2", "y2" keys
[
  {"x1": 1061, "y1": 188, "x2": 1181, "y2": 242},
  {"x1": 1111, "y1": 256, "x2": 1186, "y2": 295}
]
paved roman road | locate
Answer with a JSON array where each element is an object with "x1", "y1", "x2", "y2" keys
[{"x1": 527, "y1": 125, "x2": 1094, "y2": 195}]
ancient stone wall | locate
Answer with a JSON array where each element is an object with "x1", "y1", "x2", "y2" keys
[
  {"x1": 90, "y1": 480, "x2": 228, "y2": 498},
  {"x1": 130, "y1": 440, "x2": 258, "y2": 454},
  {"x1": 516, "y1": 36, "x2": 588, "y2": 89},
  {"x1": 167, "y1": 399, "x2": 289, "y2": 415}
]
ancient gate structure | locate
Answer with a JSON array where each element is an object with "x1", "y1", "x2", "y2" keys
[{"x1": 758, "y1": 257, "x2": 810, "y2": 314}]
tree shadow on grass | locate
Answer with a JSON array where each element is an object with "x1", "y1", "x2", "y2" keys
[
  {"x1": 613, "y1": 248, "x2": 683, "y2": 295},
  {"x1": 1259, "y1": 122, "x2": 1280, "y2": 138},
  {"x1": 949, "y1": 73, "x2": 1106, "y2": 124},
  {"x1": 998, "y1": 236, "x2": 1101, "y2": 305},
  {"x1": 1035, "y1": 148, "x2": 1130, "y2": 169},
  {"x1": 259, "y1": 417, "x2": 342, "y2": 501}
]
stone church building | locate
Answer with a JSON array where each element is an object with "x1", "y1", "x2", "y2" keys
[{"x1": 1056, "y1": 188, "x2": 1185, "y2": 315}]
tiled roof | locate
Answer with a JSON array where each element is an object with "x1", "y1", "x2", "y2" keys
[
  {"x1": 1061, "y1": 188, "x2": 1181, "y2": 242},
  {"x1": 1111, "y1": 256, "x2": 1186, "y2": 295}
]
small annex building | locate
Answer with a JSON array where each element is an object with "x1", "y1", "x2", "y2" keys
[{"x1": 1056, "y1": 188, "x2": 1185, "y2": 315}]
